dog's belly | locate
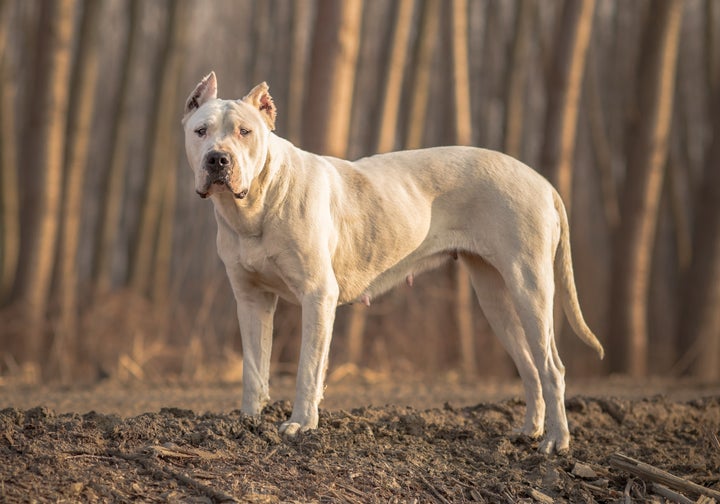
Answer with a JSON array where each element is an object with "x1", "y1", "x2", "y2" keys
[
  {"x1": 348, "y1": 251, "x2": 456, "y2": 305},
  {"x1": 333, "y1": 223, "x2": 471, "y2": 305}
]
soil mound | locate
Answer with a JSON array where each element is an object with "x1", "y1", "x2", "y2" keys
[{"x1": 1, "y1": 395, "x2": 719, "y2": 502}]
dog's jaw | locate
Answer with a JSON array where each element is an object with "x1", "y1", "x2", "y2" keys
[
  {"x1": 195, "y1": 172, "x2": 249, "y2": 200},
  {"x1": 196, "y1": 184, "x2": 248, "y2": 200}
]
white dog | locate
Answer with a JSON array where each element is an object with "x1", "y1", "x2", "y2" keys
[{"x1": 182, "y1": 72, "x2": 604, "y2": 454}]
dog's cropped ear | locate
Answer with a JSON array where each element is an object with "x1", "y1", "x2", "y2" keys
[
  {"x1": 242, "y1": 82, "x2": 276, "y2": 131},
  {"x1": 183, "y1": 72, "x2": 217, "y2": 120}
]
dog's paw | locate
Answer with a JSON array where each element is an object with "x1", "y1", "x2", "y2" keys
[
  {"x1": 279, "y1": 417, "x2": 317, "y2": 437},
  {"x1": 279, "y1": 421, "x2": 303, "y2": 437},
  {"x1": 279, "y1": 407, "x2": 319, "y2": 437},
  {"x1": 537, "y1": 435, "x2": 570, "y2": 456},
  {"x1": 511, "y1": 423, "x2": 543, "y2": 439}
]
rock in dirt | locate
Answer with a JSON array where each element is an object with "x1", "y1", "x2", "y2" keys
[{"x1": 572, "y1": 461, "x2": 599, "y2": 479}]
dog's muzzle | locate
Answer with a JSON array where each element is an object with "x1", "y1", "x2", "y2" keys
[{"x1": 197, "y1": 150, "x2": 247, "y2": 199}]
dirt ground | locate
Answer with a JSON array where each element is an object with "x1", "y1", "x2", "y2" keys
[{"x1": 1, "y1": 373, "x2": 719, "y2": 503}]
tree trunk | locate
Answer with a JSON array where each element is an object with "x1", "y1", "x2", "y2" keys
[
  {"x1": 286, "y1": 0, "x2": 314, "y2": 145},
  {"x1": 54, "y1": 0, "x2": 102, "y2": 381},
  {"x1": 540, "y1": 0, "x2": 595, "y2": 212},
  {"x1": 476, "y1": 0, "x2": 503, "y2": 150},
  {"x1": 585, "y1": 44, "x2": 620, "y2": 232},
  {"x1": 677, "y1": 70, "x2": 720, "y2": 380},
  {"x1": 607, "y1": 0, "x2": 684, "y2": 376},
  {"x1": 503, "y1": 0, "x2": 534, "y2": 159},
  {"x1": 149, "y1": 2, "x2": 189, "y2": 305},
  {"x1": 302, "y1": 0, "x2": 363, "y2": 156},
  {"x1": 249, "y1": 0, "x2": 271, "y2": 84},
  {"x1": 0, "y1": 66, "x2": 17, "y2": 306},
  {"x1": 705, "y1": 0, "x2": 717, "y2": 94},
  {"x1": 303, "y1": 0, "x2": 363, "y2": 364},
  {"x1": 130, "y1": 0, "x2": 188, "y2": 297},
  {"x1": 450, "y1": 0, "x2": 476, "y2": 377},
  {"x1": 151, "y1": 154, "x2": 177, "y2": 304},
  {"x1": 0, "y1": 0, "x2": 18, "y2": 306},
  {"x1": 0, "y1": 0, "x2": 8, "y2": 58},
  {"x1": 93, "y1": 0, "x2": 141, "y2": 294},
  {"x1": 16, "y1": 0, "x2": 76, "y2": 364},
  {"x1": 404, "y1": 0, "x2": 440, "y2": 150},
  {"x1": 376, "y1": 0, "x2": 414, "y2": 154}
]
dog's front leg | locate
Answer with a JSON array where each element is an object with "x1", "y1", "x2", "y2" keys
[
  {"x1": 235, "y1": 290, "x2": 279, "y2": 416},
  {"x1": 280, "y1": 284, "x2": 338, "y2": 436}
]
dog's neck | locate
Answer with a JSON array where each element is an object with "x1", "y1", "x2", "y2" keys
[{"x1": 210, "y1": 133, "x2": 290, "y2": 237}]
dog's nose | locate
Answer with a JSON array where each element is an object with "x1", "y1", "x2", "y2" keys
[{"x1": 205, "y1": 150, "x2": 232, "y2": 173}]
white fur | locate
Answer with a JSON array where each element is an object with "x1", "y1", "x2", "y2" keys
[{"x1": 182, "y1": 72, "x2": 604, "y2": 454}]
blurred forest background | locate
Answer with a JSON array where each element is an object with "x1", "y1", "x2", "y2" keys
[{"x1": 0, "y1": 0, "x2": 719, "y2": 385}]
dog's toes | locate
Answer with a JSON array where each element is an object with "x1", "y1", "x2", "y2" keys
[
  {"x1": 537, "y1": 436, "x2": 570, "y2": 456},
  {"x1": 279, "y1": 420, "x2": 317, "y2": 437},
  {"x1": 279, "y1": 410, "x2": 319, "y2": 437},
  {"x1": 511, "y1": 424, "x2": 543, "y2": 439},
  {"x1": 537, "y1": 438, "x2": 554, "y2": 455},
  {"x1": 279, "y1": 421, "x2": 302, "y2": 437}
]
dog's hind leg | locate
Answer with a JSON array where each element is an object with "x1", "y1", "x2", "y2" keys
[
  {"x1": 461, "y1": 254, "x2": 545, "y2": 439},
  {"x1": 503, "y1": 256, "x2": 569, "y2": 455}
]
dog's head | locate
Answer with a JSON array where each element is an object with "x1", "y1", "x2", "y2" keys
[{"x1": 182, "y1": 72, "x2": 277, "y2": 200}]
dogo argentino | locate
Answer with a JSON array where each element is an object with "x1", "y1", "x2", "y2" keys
[{"x1": 182, "y1": 72, "x2": 604, "y2": 454}]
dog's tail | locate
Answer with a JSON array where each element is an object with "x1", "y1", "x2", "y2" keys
[{"x1": 553, "y1": 190, "x2": 605, "y2": 359}]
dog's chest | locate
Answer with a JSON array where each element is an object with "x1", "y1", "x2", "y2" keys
[
  {"x1": 217, "y1": 227, "x2": 296, "y2": 299},
  {"x1": 235, "y1": 238, "x2": 268, "y2": 273}
]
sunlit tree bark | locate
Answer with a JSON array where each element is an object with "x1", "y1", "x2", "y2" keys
[
  {"x1": 130, "y1": 0, "x2": 188, "y2": 298},
  {"x1": 607, "y1": 0, "x2": 684, "y2": 376},
  {"x1": 303, "y1": 0, "x2": 363, "y2": 156},
  {"x1": 540, "y1": 0, "x2": 595, "y2": 212},
  {"x1": 405, "y1": 0, "x2": 440, "y2": 150},
  {"x1": 0, "y1": 0, "x2": 8, "y2": 59},
  {"x1": 585, "y1": 46, "x2": 619, "y2": 231},
  {"x1": 54, "y1": 0, "x2": 102, "y2": 381},
  {"x1": 287, "y1": 0, "x2": 314, "y2": 145},
  {"x1": 677, "y1": 69, "x2": 720, "y2": 380},
  {"x1": 149, "y1": 1, "x2": 189, "y2": 305},
  {"x1": 503, "y1": 0, "x2": 534, "y2": 159},
  {"x1": 16, "y1": 0, "x2": 76, "y2": 364},
  {"x1": 0, "y1": 0, "x2": 18, "y2": 306},
  {"x1": 93, "y1": 0, "x2": 141, "y2": 294},
  {"x1": 376, "y1": 0, "x2": 414, "y2": 154}
]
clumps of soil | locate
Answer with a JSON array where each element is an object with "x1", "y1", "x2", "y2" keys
[{"x1": 1, "y1": 396, "x2": 718, "y2": 502}]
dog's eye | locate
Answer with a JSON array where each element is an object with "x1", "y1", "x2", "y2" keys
[
  {"x1": 239, "y1": 128, "x2": 251, "y2": 137},
  {"x1": 195, "y1": 126, "x2": 207, "y2": 138}
]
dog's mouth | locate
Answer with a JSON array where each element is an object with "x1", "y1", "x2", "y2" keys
[{"x1": 196, "y1": 177, "x2": 248, "y2": 200}]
